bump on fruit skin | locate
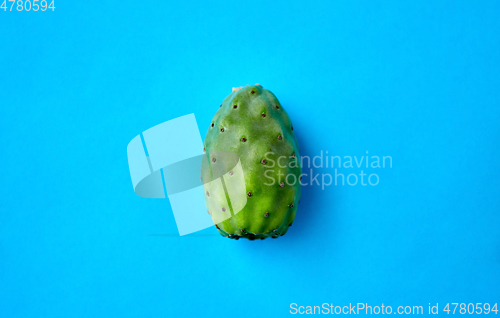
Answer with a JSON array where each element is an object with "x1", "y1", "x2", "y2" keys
[{"x1": 202, "y1": 84, "x2": 301, "y2": 240}]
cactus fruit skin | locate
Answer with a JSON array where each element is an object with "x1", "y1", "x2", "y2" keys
[{"x1": 202, "y1": 84, "x2": 301, "y2": 240}]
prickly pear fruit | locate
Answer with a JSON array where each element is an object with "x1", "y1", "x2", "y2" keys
[{"x1": 201, "y1": 84, "x2": 301, "y2": 240}]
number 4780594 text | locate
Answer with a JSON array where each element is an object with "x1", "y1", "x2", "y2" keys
[{"x1": 1, "y1": 0, "x2": 55, "y2": 11}]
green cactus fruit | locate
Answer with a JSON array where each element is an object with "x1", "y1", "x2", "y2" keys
[{"x1": 201, "y1": 84, "x2": 301, "y2": 240}]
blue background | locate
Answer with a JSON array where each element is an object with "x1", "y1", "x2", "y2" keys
[{"x1": 1, "y1": 1, "x2": 499, "y2": 317}]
